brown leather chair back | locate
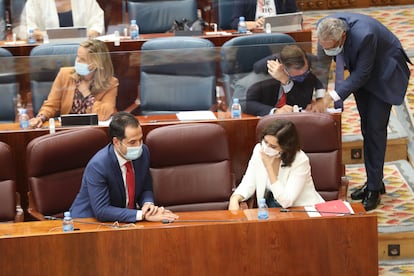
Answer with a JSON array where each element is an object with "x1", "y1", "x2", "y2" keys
[
  {"x1": 256, "y1": 113, "x2": 343, "y2": 200},
  {"x1": 26, "y1": 128, "x2": 108, "y2": 219},
  {"x1": 145, "y1": 123, "x2": 234, "y2": 211},
  {"x1": 0, "y1": 141, "x2": 17, "y2": 222}
]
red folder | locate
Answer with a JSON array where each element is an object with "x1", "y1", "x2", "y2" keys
[{"x1": 314, "y1": 200, "x2": 353, "y2": 217}]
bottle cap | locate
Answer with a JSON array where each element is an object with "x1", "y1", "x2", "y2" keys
[
  {"x1": 64, "y1": 211, "x2": 71, "y2": 217},
  {"x1": 131, "y1": 19, "x2": 137, "y2": 25},
  {"x1": 239, "y1": 16, "x2": 245, "y2": 21},
  {"x1": 259, "y1": 198, "x2": 266, "y2": 204},
  {"x1": 20, "y1": 108, "x2": 27, "y2": 114},
  {"x1": 233, "y1": 98, "x2": 239, "y2": 103}
]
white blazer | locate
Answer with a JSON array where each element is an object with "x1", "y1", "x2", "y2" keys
[
  {"x1": 17, "y1": 0, "x2": 104, "y2": 39},
  {"x1": 233, "y1": 143, "x2": 324, "y2": 208}
]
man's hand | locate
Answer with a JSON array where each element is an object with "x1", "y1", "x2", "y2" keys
[
  {"x1": 143, "y1": 205, "x2": 179, "y2": 222},
  {"x1": 307, "y1": 94, "x2": 332, "y2": 112},
  {"x1": 274, "y1": 105, "x2": 293, "y2": 114},
  {"x1": 267, "y1": 59, "x2": 289, "y2": 85}
]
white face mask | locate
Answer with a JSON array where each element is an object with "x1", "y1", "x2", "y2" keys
[
  {"x1": 261, "y1": 140, "x2": 281, "y2": 158},
  {"x1": 323, "y1": 44, "x2": 343, "y2": 56}
]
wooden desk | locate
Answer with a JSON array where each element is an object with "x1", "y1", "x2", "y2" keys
[
  {"x1": 0, "y1": 204, "x2": 378, "y2": 275},
  {"x1": 0, "y1": 114, "x2": 260, "y2": 218}
]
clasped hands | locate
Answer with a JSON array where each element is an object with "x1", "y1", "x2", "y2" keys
[{"x1": 141, "y1": 203, "x2": 178, "y2": 222}]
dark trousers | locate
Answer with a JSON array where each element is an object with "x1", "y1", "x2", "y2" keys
[{"x1": 354, "y1": 89, "x2": 392, "y2": 191}]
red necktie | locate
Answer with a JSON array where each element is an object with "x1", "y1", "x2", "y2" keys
[
  {"x1": 276, "y1": 90, "x2": 286, "y2": 108},
  {"x1": 125, "y1": 161, "x2": 135, "y2": 209}
]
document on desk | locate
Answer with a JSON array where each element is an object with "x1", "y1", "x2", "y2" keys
[
  {"x1": 305, "y1": 200, "x2": 355, "y2": 217},
  {"x1": 176, "y1": 111, "x2": 217, "y2": 121}
]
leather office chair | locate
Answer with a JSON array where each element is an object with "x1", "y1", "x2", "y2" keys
[
  {"x1": 220, "y1": 33, "x2": 295, "y2": 104},
  {"x1": 0, "y1": 0, "x2": 5, "y2": 40},
  {"x1": 126, "y1": 0, "x2": 197, "y2": 34},
  {"x1": 214, "y1": 0, "x2": 234, "y2": 30},
  {"x1": 256, "y1": 113, "x2": 348, "y2": 201},
  {"x1": 29, "y1": 43, "x2": 79, "y2": 116},
  {"x1": 0, "y1": 141, "x2": 23, "y2": 222},
  {"x1": 138, "y1": 37, "x2": 216, "y2": 115},
  {"x1": 0, "y1": 47, "x2": 18, "y2": 122},
  {"x1": 145, "y1": 123, "x2": 234, "y2": 211},
  {"x1": 26, "y1": 128, "x2": 108, "y2": 220}
]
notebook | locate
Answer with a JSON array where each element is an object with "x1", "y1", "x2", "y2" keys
[
  {"x1": 263, "y1": 12, "x2": 303, "y2": 33},
  {"x1": 46, "y1": 26, "x2": 87, "y2": 44},
  {"x1": 60, "y1": 114, "x2": 98, "y2": 126}
]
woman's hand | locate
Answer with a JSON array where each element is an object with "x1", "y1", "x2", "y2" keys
[
  {"x1": 260, "y1": 150, "x2": 281, "y2": 184},
  {"x1": 29, "y1": 117, "x2": 44, "y2": 128},
  {"x1": 228, "y1": 194, "x2": 244, "y2": 210}
]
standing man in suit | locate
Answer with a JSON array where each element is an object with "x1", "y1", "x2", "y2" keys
[
  {"x1": 230, "y1": 0, "x2": 297, "y2": 30},
  {"x1": 311, "y1": 13, "x2": 411, "y2": 211},
  {"x1": 70, "y1": 112, "x2": 178, "y2": 223}
]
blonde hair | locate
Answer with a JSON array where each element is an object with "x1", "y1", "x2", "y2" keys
[{"x1": 71, "y1": 39, "x2": 114, "y2": 92}]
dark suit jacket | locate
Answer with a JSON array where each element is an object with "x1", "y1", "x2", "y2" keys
[
  {"x1": 245, "y1": 53, "x2": 324, "y2": 116},
  {"x1": 245, "y1": 74, "x2": 323, "y2": 116},
  {"x1": 70, "y1": 144, "x2": 154, "y2": 223},
  {"x1": 321, "y1": 13, "x2": 411, "y2": 105},
  {"x1": 231, "y1": 0, "x2": 297, "y2": 29}
]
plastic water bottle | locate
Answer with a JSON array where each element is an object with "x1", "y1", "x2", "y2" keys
[
  {"x1": 19, "y1": 108, "x2": 29, "y2": 129},
  {"x1": 27, "y1": 28, "x2": 36, "y2": 44},
  {"x1": 231, "y1": 98, "x2": 242, "y2": 119},
  {"x1": 238, "y1": 16, "x2": 247, "y2": 33},
  {"x1": 62, "y1": 211, "x2": 74, "y2": 232},
  {"x1": 130, "y1": 20, "x2": 139, "y2": 40},
  {"x1": 258, "y1": 198, "x2": 269, "y2": 220}
]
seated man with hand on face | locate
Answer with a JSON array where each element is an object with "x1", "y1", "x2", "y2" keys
[
  {"x1": 241, "y1": 45, "x2": 326, "y2": 116},
  {"x1": 70, "y1": 111, "x2": 178, "y2": 223}
]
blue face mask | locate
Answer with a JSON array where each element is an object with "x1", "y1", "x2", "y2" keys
[
  {"x1": 75, "y1": 61, "x2": 92, "y2": 76},
  {"x1": 290, "y1": 70, "x2": 310, "y2": 83},
  {"x1": 124, "y1": 145, "x2": 143, "y2": 160}
]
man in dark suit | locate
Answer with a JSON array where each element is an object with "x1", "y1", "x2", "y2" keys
[
  {"x1": 70, "y1": 112, "x2": 178, "y2": 223},
  {"x1": 230, "y1": 0, "x2": 297, "y2": 30},
  {"x1": 239, "y1": 44, "x2": 326, "y2": 116},
  {"x1": 311, "y1": 13, "x2": 411, "y2": 211}
]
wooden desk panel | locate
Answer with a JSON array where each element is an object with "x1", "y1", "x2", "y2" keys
[
  {"x1": 0, "y1": 114, "x2": 259, "y2": 219},
  {"x1": 0, "y1": 205, "x2": 378, "y2": 275}
]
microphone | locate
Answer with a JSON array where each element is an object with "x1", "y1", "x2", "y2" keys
[
  {"x1": 280, "y1": 209, "x2": 362, "y2": 216},
  {"x1": 44, "y1": 215, "x2": 135, "y2": 229}
]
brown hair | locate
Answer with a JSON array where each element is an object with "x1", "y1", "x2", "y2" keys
[
  {"x1": 278, "y1": 45, "x2": 308, "y2": 71},
  {"x1": 259, "y1": 119, "x2": 301, "y2": 167}
]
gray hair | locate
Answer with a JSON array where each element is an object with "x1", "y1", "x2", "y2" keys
[{"x1": 316, "y1": 17, "x2": 346, "y2": 42}]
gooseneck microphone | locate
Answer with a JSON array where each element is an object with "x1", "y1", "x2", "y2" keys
[
  {"x1": 44, "y1": 215, "x2": 135, "y2": 229},
  {"x1": 161, "y1": 219, "x2": 244, "y2": 224}
]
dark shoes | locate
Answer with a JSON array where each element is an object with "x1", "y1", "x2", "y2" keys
[
  {"x1": 350, "y1": 182, "x2": 386, "y2": 200},
  {"x1": 362, "y1": 190, "x2": 381, "y2": 211}
]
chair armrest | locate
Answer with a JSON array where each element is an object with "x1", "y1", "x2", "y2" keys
[
  {"x1": 27, "y1": 191, "x2": 46, "y2": 221},
  {"x1": 123, "y1": 98, "x2": 141, "y2": 114},
  {"x1": 14, "y1": 192, "x2": 24, "y2": 222},
  {"x1": 338, "y1": 176, "x2": 349, "y2": 201}
]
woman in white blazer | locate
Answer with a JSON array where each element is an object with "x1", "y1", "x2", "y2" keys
[
  {"x1": 228, "y1": 119, "x2": 324, "y2": 210},
  {"x1": 17, "y1": 0, "x2": 104, "y2": 40}
]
